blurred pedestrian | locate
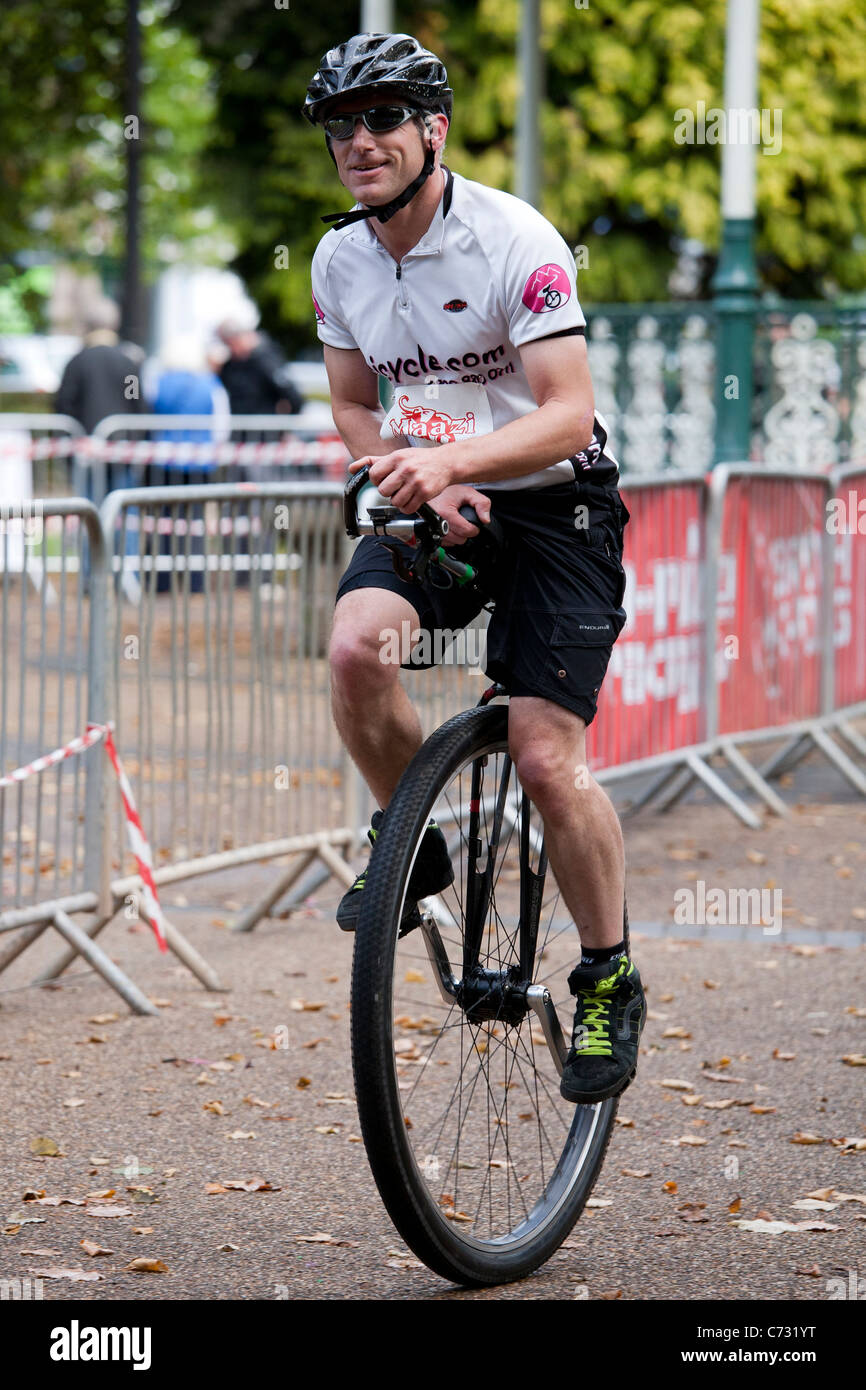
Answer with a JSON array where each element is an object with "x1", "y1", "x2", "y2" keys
[
  {"x1": 154, "y1": 334, "x2": 228, "y2": 445},
  {"x1": 216, "y1": 319, "x2": 304, "y2": 417},
  {"x1": 55, "y1": 298, "x2": 148, "y2": 434}
]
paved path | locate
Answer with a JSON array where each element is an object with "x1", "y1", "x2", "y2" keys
[{"x1": 1, "y1": 779, "x2": 864, "y2": 1301}]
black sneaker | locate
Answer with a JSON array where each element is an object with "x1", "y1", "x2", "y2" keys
[
  {"x1": 559, "y1": 955, "x2": 646, "y2": 1104},
  {"x1": 336, "y1": 810, "x2": 454, "y2": 934}
]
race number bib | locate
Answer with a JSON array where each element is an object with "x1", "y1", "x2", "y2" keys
[{"x1": 381, "y1": 383, "x2": 494, "y2": 448}]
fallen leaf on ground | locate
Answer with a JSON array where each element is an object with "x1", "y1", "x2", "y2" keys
[
  {"x1": 750, "y1": 1105, "x2": 777, "y2": 1114},
  {"x1": 841, "y1": 1055, "x2": 866, "y2": 1067},
  {"x1": 290, "y1": 999, "x2": 326, "y2": 1012},
  {"x1": 791, "y1": 1132, "x2": 825, "y2": 1145},
  {"x1": 218, "y1": 1243, "x2": 239, "y2": 1252},
  {"x1": 701, "y1": 1071, "x2": 745, "y2": 1084},
  {"x1": 732, "y1": 1219, "x2": 839, "y2": 1234},
  {"x1": 728, "y1": 1197, "x2": 742, "y2": 1213},
  {"x1": 386, "y1": 1256, "x2": 425, "y2": 1270},
  {"x1": 773, "y1": 1049, "x2": 796, "y2": 1061},
  {"x1": 621, "y1": 1168, "x2": 651, "y2": 1178},
  {"x1": 663, "y1": 1181, "x2": 678, "y2": 1194},
  {"x1": 80, "y1": 1240, "x2": 113, "y2": 1256},
  {"x1": 296, "y1": 1077, "x2": 311, "y2": 1090},
  {"x1": 833, "y1": 1192, "x2": 866, "y2": 1205},
  {"x1": 243, "y1": 1095, "x2": 272, "y2": 1108},
  {"x1": 682, "y1": 1095, "x2": 703, "y2": 1107},
  {"x1": 125, "y1": 1258, "x2": 168, "y2": 1273},
  {"x1": 62, "y1": 1099, "x2": 86, "y2": 1109},
  {"x1": 615, "y1": 1117, "x2": 634, "y2": 1127},
  {"x1": 227, "y1": 1131, "x2": 256, "y2": 1140},
  {"x1": 662, "y1": 1027, "x2": 691, "y2": 1039},
  {"x1": 794, "y1": 1264, "x2": 821, "y2": 1277},
  {"x1": 677, "y1": 1203, "x2": 709, "y2": 1223},
  {"x1": 704, "y1": 1099, "x2": 737, "y2": 1110},
  {"x1": 203, "y1": 1100, "x2": 226, "y2": 1116},
  {"x1": 792, "y1": 1199, "x2": 837, "y2": 1211},
  {"x1": 89, "y1": 1013, "x2": 118, "y2": 1025},
  {"x1": 404, "y1": 970, "x2": 426, "y2": 984},
  {"x1": 670, "y1": 1135, "x2": 708, "y2": 1146},
  {"x1": 293, "y1": 1232, "x2": 357, "y2": 1245},
  {"x1": 659, "y1": 1079, "x2": 693, "y2": 1091},
  {"x1": 600, "y1": 1290, "x2": 623, "y2": 1299},
  {"x1": 30, "y1": 1267, "x2": 104, "y2": 1281},
  {"x1": 586, "y1": 1198, "x2": 612, "y2": 1208},
  {"x1": 19, "y1": 1248, "x2": 61, "y2": 1256},
  {"x1": 703, "y1": 980, "x2": 720, "y2": 989},
  {"x1": 29, "y1": 1137, "x2": 62, "y2": 1157},
  {"x1": 219, "y1": 1179, "x2": 279, "y2": 1193},
  {"x1": 131, "y1": 1227, "x2": 153, "y2": 1235},
  {"x1": 85, "y1": 1204, "x2": 133, "y2": 1218}
]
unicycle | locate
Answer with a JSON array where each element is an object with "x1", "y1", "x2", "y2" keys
[{"x1": 345, "y1": 472, "x2": 625, "y2": 1286}]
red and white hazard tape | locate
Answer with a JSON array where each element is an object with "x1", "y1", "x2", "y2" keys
[
  {"x1": 0, "y1": 434, "x2": 349, "y2": 466},
  {"x1": 1, "y1": 722, "x2": 168, "y2": 952}
]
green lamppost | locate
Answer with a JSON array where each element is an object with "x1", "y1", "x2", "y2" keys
[{"x1": 712, "y1": 0, "x2": 761, "y2": 465}]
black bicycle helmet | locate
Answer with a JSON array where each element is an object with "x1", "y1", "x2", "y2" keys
[
  {"x1": 304, "y1": 33, "x2": 452, "y2": 231},
  {"x1": 303, "y1": 33, "x2": 452, "y2": 126}
]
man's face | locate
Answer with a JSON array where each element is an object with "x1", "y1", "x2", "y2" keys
[{"x1": 325, "y1": 94, "x2": 446, "y2": 207}]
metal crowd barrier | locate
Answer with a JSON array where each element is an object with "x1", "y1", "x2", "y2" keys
[
  {"x1": 3, "y1": 464, "x2": 866, "y2": 980},
  {"x1": 76, "y1": 415, "x2": 349, "y2": 504},
  {"x1": 0, "y1": 413, "x2": 84, "y2": 502},
  {"x1": 0, "y1": 498, "x2": 224, "y2": 1008}
]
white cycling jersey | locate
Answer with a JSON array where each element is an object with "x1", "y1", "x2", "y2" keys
[{"x1": 311, "y1": 166, "x2": 618, "y2": 490}]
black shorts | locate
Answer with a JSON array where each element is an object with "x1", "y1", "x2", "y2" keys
[{"x1": 336, "y1": 477, "x2": 630, "y2": 726}]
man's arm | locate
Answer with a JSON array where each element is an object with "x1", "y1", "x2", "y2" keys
[
  {"x1": 350, "y1": 333, "x2": 595, "y2": 512},
  {"x1": 452, "y1": 332, "x2": 594, "y2": 483},
  {"x1": 323, "y1": 344, "x2": 406, "y2": 459}
]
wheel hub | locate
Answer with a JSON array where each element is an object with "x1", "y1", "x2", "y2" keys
[{"x1": 456, "y1": 964, "x2": 528, "y2": 1026}]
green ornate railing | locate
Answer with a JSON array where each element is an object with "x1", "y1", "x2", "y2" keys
[{"x1": 584, "y1": 300, "x2": 866, "y2": 473}]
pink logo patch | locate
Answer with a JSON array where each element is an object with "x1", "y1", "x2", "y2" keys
[
  {"x1": 521, "y1": 263, "x2": 571, "y2": 314},
  {"x1": 312, "y1": 292, "x2": 325, "y2": 324}
]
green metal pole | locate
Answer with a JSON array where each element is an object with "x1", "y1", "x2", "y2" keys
[{"x1": 712, "y1": 0, "x2": 761, "y2": 466}]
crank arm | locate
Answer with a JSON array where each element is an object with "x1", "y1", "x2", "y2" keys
[
  {"x1": 525, "y1": 985, "x2": 569, "y2": 1076},
  {"x1": 419, "y1": 910, "x2": 459, "y2": 1006}
]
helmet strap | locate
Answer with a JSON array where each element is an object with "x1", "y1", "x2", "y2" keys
[{"x1": 321, "y1": 121, "x2": 438, "y2": 231}]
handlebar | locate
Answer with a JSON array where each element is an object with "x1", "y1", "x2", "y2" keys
[
  {"x1": 343, "y1": 464, "x2": 503, "y2": 590},
  {"x1": 343, "y1": 463, "x2": 452, "y2": 542}
]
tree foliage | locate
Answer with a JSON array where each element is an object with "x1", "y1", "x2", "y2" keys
[
  {"x1": 4, "y1": 1, "x2": 866, "y2": 344},
  {"x1": 172, "y1": 0, "x2": 866, "y2": 349},
  {"x1": 0, "y1": 0, "x2": 230, "y2": 305}
]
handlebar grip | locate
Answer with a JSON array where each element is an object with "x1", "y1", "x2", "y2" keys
[{"x1": 457, "y1": 503, "x2": 482, "y2": 529}]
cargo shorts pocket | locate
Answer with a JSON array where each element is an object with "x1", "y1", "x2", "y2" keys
[{"x1": 544, "y1": 609, "x2": 624, "y2": 705}]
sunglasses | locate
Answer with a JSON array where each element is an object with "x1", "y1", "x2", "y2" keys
[{"x1": 323, "y1": 105, "x2": 419, "y2": 140}]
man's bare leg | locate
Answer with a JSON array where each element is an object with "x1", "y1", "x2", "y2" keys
[
  {"x1": 507, "y1": 696, "x2": 624, "y2": 949},
  {"x1": 330, "y1": 587, "x2": 426, "y2": 808}
]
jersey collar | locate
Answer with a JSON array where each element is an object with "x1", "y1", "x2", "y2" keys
[{"x1": 351, "y1": 166, "x2": 454, "y2": 259}]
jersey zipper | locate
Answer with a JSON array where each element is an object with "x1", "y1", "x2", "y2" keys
[{"x1": 395, "y1": 263, "x2": 409, "y2": 310}]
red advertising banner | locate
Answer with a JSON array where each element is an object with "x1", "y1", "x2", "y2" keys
[
  {"x1": 831, "y1": 468, "x2": 866, "y2": 710},
  {"x1": 588, "y1": 479, "x2": 707, "y2": 771},
  {"x1": 715, "y1": 475, "x2": 826, "y2": 736}
]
